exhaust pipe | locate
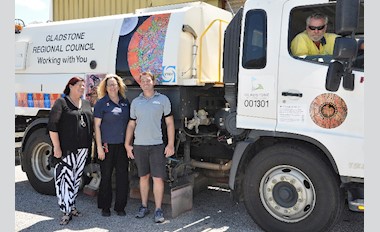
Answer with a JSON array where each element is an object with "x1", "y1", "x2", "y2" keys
[{"x1": 190, "y1": 159, "x2": 232, "y2": 171}]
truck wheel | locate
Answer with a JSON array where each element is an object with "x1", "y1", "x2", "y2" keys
[
  {"x1": 23, "y1": 128, "x2": 55, "y2": 195},
  {"x1": 243, "y1": 143, "x2": 344, "y2": 232}
]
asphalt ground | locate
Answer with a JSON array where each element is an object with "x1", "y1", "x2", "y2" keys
[{"x1": 15, "y1": 162, "x2": 364, "y2": 232}]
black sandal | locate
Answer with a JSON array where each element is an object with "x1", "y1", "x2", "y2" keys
[
  {"x1": 59, "y1": 213, "x2": 72, "y2": 225},
  {"x1": 71, "y1": 207, "x2": 82, "y2": 217}
]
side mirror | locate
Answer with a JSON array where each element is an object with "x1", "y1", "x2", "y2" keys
[
  {"x1": 333, "y1": 37, "x2": 358, "y2": 60},
  {"x1": 327, "y1": 0, "x2": 360, "y2": 92},
  {"x1": 326, "y1": 61, "x2": 343, "y2": 92},
  {"x1": 335, "y1": 0, "x2": 360, "y2": 36}
]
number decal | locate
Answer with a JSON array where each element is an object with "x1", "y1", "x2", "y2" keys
[{"x1": 244, "y1": 100, "x2": 269, "y2": 108}]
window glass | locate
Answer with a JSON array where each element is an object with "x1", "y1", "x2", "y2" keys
[
  {"x1": 242, "y1": 10, "x2": 267, "y2": 69},
  {"x1": 288, "y1": 4, "x2": 364, "y2": 70}
]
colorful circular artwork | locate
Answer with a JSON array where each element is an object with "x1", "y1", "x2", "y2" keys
[
  {"x1": 309, "y1": 93, "x2": 348, "y2": 129},
  {"x1": 127, "y1": 14, "x2": 170, "y2": 83}
]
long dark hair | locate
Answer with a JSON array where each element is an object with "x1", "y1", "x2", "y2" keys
[{"x1": 63, "y1": 76, "x2": 85, "y2": 95}]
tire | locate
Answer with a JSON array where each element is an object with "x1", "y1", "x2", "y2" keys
[
  {"x1": 243, "y1": 143, "x2": 344, "y2": 232},
  {"x1": 23, "y1": 128, "x2": 92, "y2": 195},
  {"x1": 23, "y1": 128, "x2": 55, "y2": 195}
]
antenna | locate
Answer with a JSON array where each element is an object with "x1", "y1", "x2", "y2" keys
[{"x1": 225, "y1": 0, "x2": 235, "y2": 15}]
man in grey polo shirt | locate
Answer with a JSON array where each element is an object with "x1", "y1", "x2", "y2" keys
[{"x1": 125, "y1": 71, "x2": 175, "y2": 223}]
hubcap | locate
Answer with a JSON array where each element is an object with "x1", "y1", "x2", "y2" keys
[
  {"x1": 259, "y1": 165, "x2": 316, "y2": 223},
  {"x1": 31, "y1": 142, "x2": 54, "y2": 182},
  {"x1": 272, "y1": 182, "x2": 298, "y2": 208}
]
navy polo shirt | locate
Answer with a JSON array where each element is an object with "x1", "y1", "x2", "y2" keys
[{"x1": 94, "y1": 94, "x2": 130, "y2": 144}]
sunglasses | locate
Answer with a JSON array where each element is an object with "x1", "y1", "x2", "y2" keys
[{"x1": 308, "y1": 25, "x2": 326, "y2": 31}]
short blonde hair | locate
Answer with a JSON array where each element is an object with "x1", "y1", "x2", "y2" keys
[
  {"x1": 139, "y1": 71, "x2": 155, "y2": 81},
  {"x1": 97, "y1": 73, "x2": 127, "y2": 99}
]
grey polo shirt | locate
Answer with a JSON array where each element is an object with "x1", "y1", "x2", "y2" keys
[{"x1": 130, "y1": 91, "x2": 172, "y2": 145}]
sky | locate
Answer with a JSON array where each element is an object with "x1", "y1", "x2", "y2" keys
[{"x1": 15, "y1": 0, "x2": 51, "y2": 25}]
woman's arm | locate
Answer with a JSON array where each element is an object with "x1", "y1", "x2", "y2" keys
[
  {"x1": 49, "y1": 131, "x2": 62, "y2": 158},
  {"x1": 94, "y1": 117, "x2": 106, "y2": 160}
]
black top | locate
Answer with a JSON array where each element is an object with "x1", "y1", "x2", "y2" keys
[{"x1": 47, "y1": 96, "x2": 94, "y2": 155}]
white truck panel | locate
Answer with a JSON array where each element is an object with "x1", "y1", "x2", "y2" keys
[
  {"x1": 15, "y1": 18, "x2": 120, "y2": 74},
  {"x1": 15, "y1": 2, "x2": 232, "y2": 87},
  {"x1": 15, "y1": 2, "x2": 233, "y2": 117}
]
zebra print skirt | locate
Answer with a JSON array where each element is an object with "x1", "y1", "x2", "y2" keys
[{"x1": 54, "y1": 148, "x2": 88, "y2": 214}]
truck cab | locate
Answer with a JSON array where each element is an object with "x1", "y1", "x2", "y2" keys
[
  {"x1": 223, "y1": 0, "x2": 364, "y2": 231},
  {"x1": 15, "y1": 0, "x2": 364, "y2": 231}
]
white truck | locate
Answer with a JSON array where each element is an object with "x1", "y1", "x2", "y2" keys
[{"x1": 15, "y1": 0, "x2": 364, "y2": 231}]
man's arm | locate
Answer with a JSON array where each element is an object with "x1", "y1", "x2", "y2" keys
[
  {"x1": 125, "y1": 120, "x2": 136, "y2": 159},
  {"x1": 290, "y1": 33, "x2": 309, "y2": 56},
  {"x1": 164, "y1": 115, "x2": 175, "y2": 157}
]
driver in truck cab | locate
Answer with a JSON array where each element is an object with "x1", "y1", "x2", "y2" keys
[{"x1": 290, "y1": 13, "x2": 338, "y2": 56}]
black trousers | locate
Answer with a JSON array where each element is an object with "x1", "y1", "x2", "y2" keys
[{"x1": 97, "y1": 143, "x2": 129, "y2": 211}]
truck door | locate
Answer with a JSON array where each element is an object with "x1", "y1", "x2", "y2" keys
[
  {"x1": 236, "y1": 8, "x2": 277, "y2": 131},
  {"x1": 277, "y1": 2, "x2": 364, "y2": 177}
]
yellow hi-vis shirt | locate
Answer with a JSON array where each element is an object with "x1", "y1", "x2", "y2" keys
[{"x1": 290, "y1": 31, "x2": 338, "y2": 56}]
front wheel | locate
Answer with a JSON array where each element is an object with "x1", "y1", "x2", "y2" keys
[{"x1": 243, "y1": 143, "x2": 344, "y2": 232}]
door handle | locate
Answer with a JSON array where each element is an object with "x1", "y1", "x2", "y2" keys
[{"x1": 282, "y1": 92, "x2": 303, "y2": 97}]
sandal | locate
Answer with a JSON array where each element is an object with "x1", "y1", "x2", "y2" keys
[
  {"x1": 71, "y1": 207, "x2": 82, "y2": 217},
  {"x1": 59, "y1": 213, "x2": 72, "y2": 225}
]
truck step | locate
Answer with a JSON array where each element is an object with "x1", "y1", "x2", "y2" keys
[{"x1": 348, "y1": 199, "x2": 364, "y2": 212}]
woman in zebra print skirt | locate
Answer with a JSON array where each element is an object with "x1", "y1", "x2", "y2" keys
[{"x1": 47, "y1": 77, "x2": 94, "y2": 225}]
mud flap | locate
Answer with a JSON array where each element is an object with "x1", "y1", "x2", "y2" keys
[
  {"x1": 170, "y1": 181, "x2": 193, "y2": 218},
  {"x1": 129, "y1": 180, "x2": 194, "y2": 218},
  {"x1": 83, "y1": 163, "x2": 101, "y2": 196}
]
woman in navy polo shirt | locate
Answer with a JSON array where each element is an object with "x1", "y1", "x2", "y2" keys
[{"x1": 94, "y1": 74, "x2": 130, "y2": 217}]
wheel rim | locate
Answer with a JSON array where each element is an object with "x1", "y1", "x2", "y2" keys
[
  {"x1": 31, "y1": 142, "x2": 54, "y2": 182},
  {"x1": 259, "y1": 165, "x2": 316, "y2": 223}
]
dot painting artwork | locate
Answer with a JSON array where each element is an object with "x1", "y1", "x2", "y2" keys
[
  {"x1": 127, "y1": 14, "x2": 170, "y2": 83},
  {"x1": 309, "y1": 93, "x2": 348, "y2": 129}
]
